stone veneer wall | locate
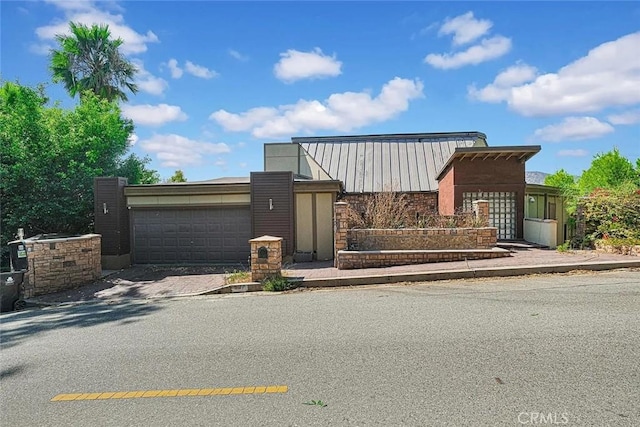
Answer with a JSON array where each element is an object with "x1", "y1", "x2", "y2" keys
[
  {"x1": 337, "y1": 248, "x2": 509, "y2": 270},
  {"x1": 249, "y1": 236, "x2": 283, "y2": 282},
  {"x1": 347, "y1": 228, "x2": 497, "y2": 251},
  {"x1": 23, "y1": 234, "x2": 101, "y2": 297}
]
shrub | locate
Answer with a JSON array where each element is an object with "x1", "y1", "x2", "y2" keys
[
  {"x1": 346, "y1": 192, "x2": 410, "y2": 229},
  {"x1": 262, "y1": 275, "x2": 294, "y2": 292},
  {"x1": 345, "y1": 193, "x2": 486, "y2": 229},
  {"x1": 581, "y1": 184, "x2": 640, "y2": 241}
]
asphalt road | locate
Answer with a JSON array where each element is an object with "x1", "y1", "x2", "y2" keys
[{"x1": 1, "y1": 270, "x2": 639, "y2": 426}]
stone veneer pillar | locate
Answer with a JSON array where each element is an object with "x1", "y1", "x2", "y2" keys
[
  {"x1": 249, "y1": 235, "x2": 282, "y2": 282},
  {"x1": 472, "y1": 200, "x2": 490, "y2": 227},
  {"x1": 334, "y1": 202, "x2": 349, "y2": 267}
]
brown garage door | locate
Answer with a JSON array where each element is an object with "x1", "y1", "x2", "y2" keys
[{"x1": 132, "y1": 207, "x2": 251, "y2": 264}]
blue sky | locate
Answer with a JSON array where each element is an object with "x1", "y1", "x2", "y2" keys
[{"x1": 2, "y1": 1, "x2": 639, "y2": 182}]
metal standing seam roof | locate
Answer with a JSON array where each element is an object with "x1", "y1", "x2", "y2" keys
[{"x1": 294, "y1": 132, "x2": 487, "y2": 193}]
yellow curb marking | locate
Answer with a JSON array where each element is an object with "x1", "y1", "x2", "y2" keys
[{"x1": 51, "y1": 385, "x2": 288, "y2": 402}]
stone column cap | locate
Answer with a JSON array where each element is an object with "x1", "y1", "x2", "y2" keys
[{"x1": 249, "y1": 235, "x2": 283, "y2": 243}]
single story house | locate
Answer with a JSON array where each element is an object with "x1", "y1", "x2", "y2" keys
[{"x1": 95, "y1": 131, "x2": 566, "y2": 269}]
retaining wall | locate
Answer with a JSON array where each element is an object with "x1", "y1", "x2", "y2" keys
[
  {"x1": 595, "y1": 241, "x2": 640, "y2": 257},
  {"x1": 347, "y1": 227, "x2": 497, "y2": 251},
  {"x1": 337, "y1": 248, "x2": 510, "y2": 269},
  {"x1": 21, "y1": 234, "x2": 101, "y2": 297}
]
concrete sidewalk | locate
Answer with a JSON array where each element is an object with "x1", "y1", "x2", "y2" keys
[{"x1": 26, "y1": 246, "x2": 640, "y2": 305}]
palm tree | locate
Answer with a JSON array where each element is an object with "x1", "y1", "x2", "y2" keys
[{"x1": 50, "y1": 22, "x2": 138, "y2": 102}]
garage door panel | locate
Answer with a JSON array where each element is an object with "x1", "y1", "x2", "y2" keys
[{"x1": 133, "y1": 207, "x2": 251, "y2": 264}]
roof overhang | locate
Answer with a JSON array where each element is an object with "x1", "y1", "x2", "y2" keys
[
  {"x1": 292, "y1": 131, "x2": 487, "y2": 144},
  {"x1": 125, "y1": 182, "x2": 251, "y2": 197},
  {"x1": 525, "y1": 183, "x2": 562, "y2": 195},
  {"x1": 436, "y1": 146, "x2": 541, "y2": 181},
  {"x1": 293, "y1": 179, "x2": 343, "y2": 193},
  {"x1": 124, "y1": 179, "x2": 343, "y2": 197}
]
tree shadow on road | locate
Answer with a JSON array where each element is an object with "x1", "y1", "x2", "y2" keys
[
  {"x1": 30, "y1": 265, "x2": 232, "y2": 304},
  {"x1": 0, "y1": 300, "x2": 161, "y2": 350},
  {"x1": 0, "y1": 364, "x2": 26, "y2": 381}
]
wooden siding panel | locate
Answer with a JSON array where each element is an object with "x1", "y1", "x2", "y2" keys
[
  {"x1": 251, "y1": 172, "x2": 294, "y2": 256},
  {"x1": 94, "y1": 177, "x2": 129, "y2": 256}
]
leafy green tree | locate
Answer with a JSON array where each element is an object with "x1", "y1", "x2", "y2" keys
[
  {"x1": 0, "y1": 82, "x2": 158, "y2": 269},
  {"x1": 166, "y1": 170, "x2": 187, "y2": 183},
  {"x1": 578, "y1": 148, "x2": 637, "y2": 195},
  {"x1": 50, "y1": 22, "x2": 138, "y2": 102},
  {"x1": 544, "y1": 169, "x2": 577, "y2": 189},
  {"x1": 117, "y1": 154, "x2": 161, "y2": 184},
  {"x1": 543, "y1": 169, "x2": 580, "y2": 214}
]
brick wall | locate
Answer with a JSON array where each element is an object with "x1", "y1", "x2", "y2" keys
[
  {"x1": 337, "y1": 248, "x2": 509, "y2": 269},
  {"x1": 333, "y1": 201, "x2": 505, "y2": 270},
  {"x1": 333, "y1": 202, "x2": 349, "y2": 267},
  {"x1": 23, "y1": 235, "x2": 101, "y2": 297},
  {"x1": 347, "y1": 228, "x2": 497, "y2": 251},
  {"x1": 437, "y1": 167, "x2": 455, "y2": 215}
]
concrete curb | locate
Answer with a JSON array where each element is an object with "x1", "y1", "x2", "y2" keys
[{"x1": 296, "y1": 260, "x2": 640, "y2": 289}]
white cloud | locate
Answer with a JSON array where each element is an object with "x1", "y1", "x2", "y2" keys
[
  {"x1": 532, "y1": 117, "x2": 614, "y2": 142},
  {"x1": 140, "y1": 134, "x2": 231, "y2": 167},
  {"x1": 558, "y1": 149, "x2": 589, "y2": 157},
  {"x1": 121, "y1": 104, "x2": 188, "y2": 127},
  {"x1": 132, "y1": 60, "x2": 168, "y2": 96},
  {"x1": 35, "y1": 2, "x2": 159, "y2": 55},
  {"x1": 166, "y1": 58, "x2": 183, "y2": 78},
  {"x1": 229, "y1": 49, "x2": 249, "y2": 61},
  {"x1": 413, "y1": 22, "x2": 439, "y2": 39},
  {"x1": 468, "y1": 63, "x2": 538, "y2": 102},
  {"x1": 474, "y1": 32, "x2": 640, "y2": 116},
  {"x1": 127, "y1": 133, "x2": 139, "y2": 146},
  {"x1": 439, "y1": 11, "x2": 493, "y2": 46},
  {"x1": 209, "y1": 107, "x2": 280, "y2": 133},
  {"x1": 425, "y1": 36, "x2": 512, "y2": 70},
  {"x1": 274, "y1": 48, "x2": 342, "y2": 83},
  {"x1": 210, "y1": 77, "x2": 424, "y2": 138},
  {"x1": 184, "y1": 61, "x2": 218, "y2": 79},
  {"x1": 29, "y1": 42, "x2": 53, "y2": 55},
  {"x1": 607, "y1": 109, "x2": 640, "y2": 125},
  {"x1": 239, "y1": 162, "x2": 248, "y2": 168}
]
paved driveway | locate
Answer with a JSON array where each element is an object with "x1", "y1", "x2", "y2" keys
[{"x1": 31, "y1": 265, "x2": 233, "y2": 304}]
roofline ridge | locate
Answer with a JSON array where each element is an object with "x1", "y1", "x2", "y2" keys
[{"x1": 292, "y1": 131, "x2": 487, "y2": 143}]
